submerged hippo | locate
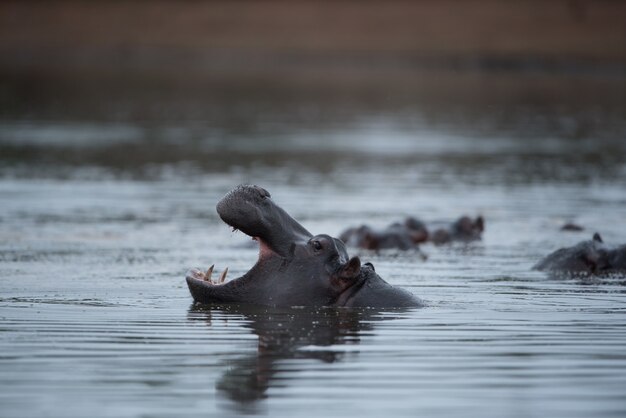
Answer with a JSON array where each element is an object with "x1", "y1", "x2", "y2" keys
[
  {"x1": 339, "y1": 221, "x2": 426, "y2": 251},
  {"x1": 561, "y1": 222, "x2": 585, "y2": 232},
  {"x1": 429, "y1": 215, "x2": 484, "y2": 245},
  {"x1": 339, "y1": 215, "x2": 483, "y2": 251},
  {"x1": 186, "y1": 185, "x2": 421, "y2": 308},
  {"x1": 533, "y1": 233, "x2": 626, "y2": 276}
]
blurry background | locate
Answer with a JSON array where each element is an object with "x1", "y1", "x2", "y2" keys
[{"x1": 1, "y1": 0, "x2": 625, "y2": 172}]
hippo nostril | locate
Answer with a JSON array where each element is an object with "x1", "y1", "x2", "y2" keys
[{"x1": 253, "y1": 185, "x2": 271, "y2": 198}]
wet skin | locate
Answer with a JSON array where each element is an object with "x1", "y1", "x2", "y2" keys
[
  {"x1": 186, "y1": 185, "x2": 421, "y2": 308},
  {"x1": 533, "y1": 233, "x2": 626, "y2": 276}
]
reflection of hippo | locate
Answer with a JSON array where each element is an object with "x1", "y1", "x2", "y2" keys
[
  {"x1": 533, "y1": 233, "x2": 626, "y2": 276},
  {"x1": 188, "y1": 305, "x2": 403, "y2": 410},
  {"x1": 186, "y1": 185, "x2": 421, "y2": 308},
  {"x1": 339, "y1": 215, "x2": 484, "y2": 250}
]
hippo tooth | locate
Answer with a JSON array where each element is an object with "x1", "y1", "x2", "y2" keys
[
  {"x1": 219, "y1": 267, "x2": 229, "y2": 283},
  {"x1": 205, "y1": 264, "x2": 214, "y2": 282}
]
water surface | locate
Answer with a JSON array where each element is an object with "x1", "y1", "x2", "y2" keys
[{"x1": 1, "y1": 79, "x2": 626, "y2": 417}]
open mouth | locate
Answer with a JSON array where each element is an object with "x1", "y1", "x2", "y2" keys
[
  {"x1": 187, "y1": 184, "x2": 313, "y2": 289},
  {"x1": 187, "y1": 264, "x2": 229, "y2": 285},
  {"x1": 186, "y1": 232, "x2": 277, "y2": 287}
]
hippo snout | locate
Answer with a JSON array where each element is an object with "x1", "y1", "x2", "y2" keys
[
  {"x1": 253, "y1": 185, "x2": 271, "y2": 198},
  {"x1": 217, "y1": 185, "x2": 269, "y2": 220}
]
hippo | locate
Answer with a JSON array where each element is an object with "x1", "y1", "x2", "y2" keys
[
  {"x1": 339, "y1": 222, "x2": 422, "y2": 251},
  {"x1": 429, "y1": 215, "x2": 484, "y2": 245},
  {"x1": 404, "y1": 217, "x2": 430, "y2": 243},
  {"x1": 339, "y1": 215, "x2": 483, "y2": 250},
  {"x1": 533, "y1": 233, "x2": 626, "y2": 276},
  {"x1": 186, "y1": 185, "x2": 422, "y2": 308},
  {"x1": 561, "y1": 222, "x2": 584, "y2": 232}
]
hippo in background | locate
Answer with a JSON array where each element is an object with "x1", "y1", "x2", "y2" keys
[
  {"x1": 339, "y1": 215, "x2": 484, "y2": 251},
  {"x1": 533, "y1": 233, "x2": 626, "y2": 276},
  {"x1": 561, "y1": 222, "x2": 585, "y2": 232},
  {"x1": 339, "y1": 224, "x2": 412, "y2": 251},
  {"x1": 429, "y1": 215, "x2": 484, "y2": 245},
  {"x1": 339, "y1": 219, "x2": 427, "y2": 251}
]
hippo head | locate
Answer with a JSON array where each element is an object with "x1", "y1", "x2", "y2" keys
[
  {"x1": 186, "y1": 185, "x2": 420, "y2": 308},
  {"x1": 533, "y1": 233, "x2": 612, "y2": 275},
  {"x1": 404, "y1": 217, "x2": 429, "y2": 244},
  {"x1": 452, "y1": 215, "x2": 484, "y2": 241},
  {"x1": 290, "y1": 234, "x2": 364, "y2": 305},
  {"x1": 215, "y1": 185, "x2": 311, "y2": 258},
  {"x1": 340, "y1": 223, "x2": 419, "y2": 251}
]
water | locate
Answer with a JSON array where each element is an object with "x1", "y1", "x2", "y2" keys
[{"x1": 1, "y1": 75, "x2": 626, "y2": 417}]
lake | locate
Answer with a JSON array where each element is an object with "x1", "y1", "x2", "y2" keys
[{"x1": 1, "y1": 72, "x2": 625, "y2": 417}]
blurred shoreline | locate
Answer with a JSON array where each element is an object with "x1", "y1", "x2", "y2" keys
[
  {"x1": 1, "y1": 0, "x2": 625, "y2": 76},
  {"x1": 1, "y1": 0, "x2": 625, "y2": 172}
]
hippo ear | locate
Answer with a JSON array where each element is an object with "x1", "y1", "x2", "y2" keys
[
  {"x1": 476, "y1": 216, "x2": 484, "y2": 232},
  {"x1": 593, "y1": 233, "x2": 603, "y2": 243},
  {"x1": 338, "y1": 256, "x2": 361, "y2": 280}
]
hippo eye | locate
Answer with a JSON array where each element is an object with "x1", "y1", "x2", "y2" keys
[
  {"x1": 311, "y1": 240, "x2": 322, "y2": 251},
  {"x1": 364, "y1": 262, "x2": 375, "y2": 271}
]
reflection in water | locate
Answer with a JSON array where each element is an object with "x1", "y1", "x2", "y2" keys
[{"x1": 188, "y1": 304, "x2": 406, "y2": 411}]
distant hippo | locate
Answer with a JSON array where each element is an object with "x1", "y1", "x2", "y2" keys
[
  {"x1": 340, "y1": 215, "x2": 484, "y2": 250},
  {"x1": 533, "y1": 233, "x2": 626, "y2": 276},
  {"x1": 561, "y1": 222, "x2": 585, "y2": 232},
  {"x1": 186, "y1": 185, "x2": 422, "y2": 308},
  {"x1": 430, "y1": 216, "x2": 484, "y2": 245},
  {"x1": 339, "y1": 221, "x2": 425, "y2": 251},
  {"x1": 403, "y1": 217, "x2": 430, "y2": 244}
]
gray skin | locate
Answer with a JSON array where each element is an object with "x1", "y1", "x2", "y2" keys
[
  {"x1": 533, "y1": 233, "x2": 626, "y2": 276},
  {"x1": 186, "y1": 185, "x2": 421, "y2": 308}
]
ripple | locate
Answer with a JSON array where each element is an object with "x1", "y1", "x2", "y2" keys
[{"x1": 2, "y1": 128, "x2": 626, "y2": 417}]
